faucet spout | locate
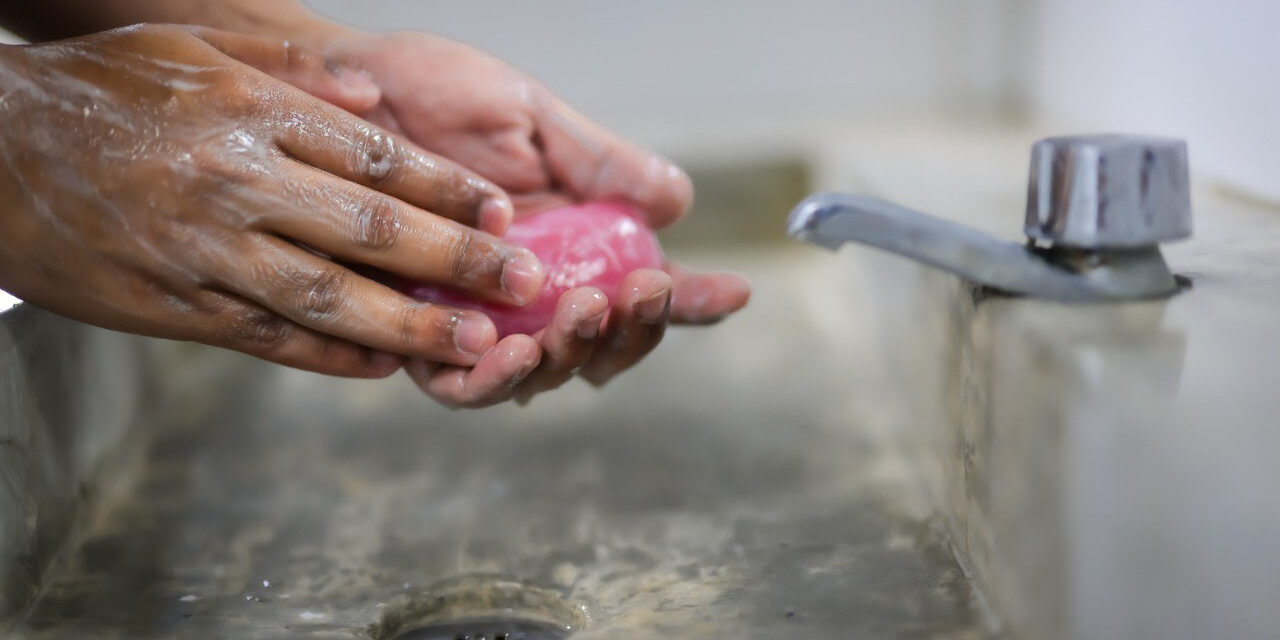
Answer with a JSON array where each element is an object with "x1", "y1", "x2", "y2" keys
[{"x1": 787, "y1": 192, "x2": 1179, "y2": 301}]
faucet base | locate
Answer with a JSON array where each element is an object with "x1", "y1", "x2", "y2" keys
[{"x1": 1029, "y1": 245, "x2": 1183, "y2": 301}]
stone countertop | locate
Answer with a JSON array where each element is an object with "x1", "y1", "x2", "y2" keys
[
  {"x1": 944, "y1": 186, "x2": 1280, "y2": 640},
  {"x1": 783, "y1": 122, "x2": 1280, "y2": 640}
]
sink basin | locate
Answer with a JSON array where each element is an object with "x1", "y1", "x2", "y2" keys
[{"x1": 5, "y1": 249, "x2": 988, "y2": 639}]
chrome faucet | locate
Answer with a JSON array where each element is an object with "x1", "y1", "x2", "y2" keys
[{"x1": 787, "y1": 135, "x2": 1192, "y2": 301}]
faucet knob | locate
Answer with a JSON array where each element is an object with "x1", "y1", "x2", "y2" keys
[{"x1": 1025, "y1": 135, "x2": 1192, "y2": 249}]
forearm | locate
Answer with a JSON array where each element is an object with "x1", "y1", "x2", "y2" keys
[{"x1": 0, "y1": 0, "x2": 341, "y2": 42}]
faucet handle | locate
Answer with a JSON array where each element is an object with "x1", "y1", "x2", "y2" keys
[{"x1": 1025, "y1": 135, "x2": 1192, "y2": 249}]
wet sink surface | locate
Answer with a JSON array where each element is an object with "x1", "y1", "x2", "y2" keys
[{"x1": 14, "y1": 251, "x2": 988, "y2": 640}]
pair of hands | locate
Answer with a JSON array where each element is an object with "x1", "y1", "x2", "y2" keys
[{"x1": 0, "y1": 23, "x2": 749, "y2": 407}]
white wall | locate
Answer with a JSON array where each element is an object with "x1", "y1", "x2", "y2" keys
[
  {"x1": 305, "y1": 0, "x2": 1022, "y2": 127},
  {"x1": 9, "y1": 2, "x2": 1272, "y2": 201},
  {"x1": 1027, "y1": 0, "x2": 1280, "y2": 201}
]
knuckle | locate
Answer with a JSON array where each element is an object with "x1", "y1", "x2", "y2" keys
[
  {"x1": 352, "y1": 195, "x2": 402, "y2": 251},
  {"x1": 397, "y1": 305, "x2": 436, "y2": 350},
  {"x1": 282, "y1": 40, "x2": 312, "y2": 74},
  {"x1": 194, "y1": 152, "x2": 251, "y2": 192},
  {"x1": 443, "y1": 229, "x2": 474, "y2": 281},
  {"x1": 298, "y1": 268, "x2": 347, "y2": 320},
  {"x1": 351, "y1": 126, "x2": 399, "y2": 184},
  {"x1": 200, "y1": 71, "x2": 272, "y2": 119},
  {"x1": 439, "y1": 164, "x2": 481, "y2": 203},
  {"x1": 187, "y1": 159, "x2": 272, "y2": 229},
  {"x1": 234, "y1": 307, "x2": 292, "y2": 351},
  {"x1": 227, "y1": 76, "x2": 265, "y2": 107}
]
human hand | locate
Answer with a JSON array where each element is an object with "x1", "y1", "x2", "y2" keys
[
  {"x1": 0, "y1": 25, "x2": 551, "y2": 377},
  {"x1": 404, "y1": 262, "x2": 751, "y2": 408},
  {"x1": 306, "y1": 29, "x2": 751, "y2": 406}
]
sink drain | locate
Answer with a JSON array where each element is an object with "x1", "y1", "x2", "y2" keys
[
  {"x1": 388, "y1": 617, "x2": 569, "y2": 640},
  {"x1": 372, "y1": 575, "x2": 582, "y2": 640}
]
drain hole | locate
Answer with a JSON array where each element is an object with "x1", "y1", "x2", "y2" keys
[
  {"x1": 389, "y1": 617, "x2": 569, "y2": 640},
  {"x1": 371, "y1": 575, "x2": 582, "y2": 640}
]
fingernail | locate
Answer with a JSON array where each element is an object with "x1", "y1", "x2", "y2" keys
[
  {"x1": 577, "y1": 314, "x2": 603, "y2": 340},
  {"x1": 479, "y1": 197, "x2": 513, "y2": 235},
  {"x1": 501, "y1": 250, "x2": 544, "y2": 304},
  {"x1": 648, "y1": 153, "x2": 678, "y2": 178},
  {"x1": 574, "y1": 291, "x2": 607, "y2": 339},
  {"x1": 454, "y1": 315, "x2": 495, "y2": 357},
  {"x1": 511, "y1": 362, "x2": 537, "y2": 386},
  {"x1": 635, "y1": 289, "x2": 671, "y2": 324}
]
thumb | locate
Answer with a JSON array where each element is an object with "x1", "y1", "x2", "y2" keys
[
  {"x1": 533, "y1": 93, "x2": 693, "y2": 230},
  {"x1": 192, "y1": 27, "x2": 381, "y2": 114}
]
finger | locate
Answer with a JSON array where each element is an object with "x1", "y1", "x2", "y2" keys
[
  {"x1": 514, "y1": 287, "x2": 609, "y2": 404},
  {"x1": 533, "y1": 94, "x2": 693, "y2": 229},
  {"x1": 196, "y1": 289, "x2": 404, "y2": 378},
  {"x1": 191, "y1": 27, "x2": 382, "y2": 114},
  {"x1": 406, "y1": 335, "x2": 542, "y2": 409},
  {"x1": 214, "y1": 234, "x2": 498, "y2": 366},
  {"x1": 580, "y1": 269, "x2": 672, "y2": 386},
  {"x1": 274, "y1": 102, "x2": 514, "y2": 235},
  {"x1": 664, "y1": 261, "x2": 752, "y2": 325},
  {"x1": 266, "y1": 164, "x2": 544, "y2": 305}
]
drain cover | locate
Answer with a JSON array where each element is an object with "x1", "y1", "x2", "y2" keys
[
  {"x1": 389, "y1": 617, "x2": 570, "y2": 640},
  {"x1": 373, "y1": 575, "x2": 581, "y2": 640}
]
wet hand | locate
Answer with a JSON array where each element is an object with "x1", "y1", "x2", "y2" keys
[
  {"x1": 311, "y1": 29, "x2": 751, "y2": 405},
  {"x1": 0, "y1": 25, "x2": 550, "y2": 377},
  {"x1": 406, "y1": 264, "x2": 748, "y2": 408}
]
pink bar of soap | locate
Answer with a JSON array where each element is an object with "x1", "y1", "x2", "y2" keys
[{"x1": 400, "y1": 202, "x2": 664, "y2": 337}]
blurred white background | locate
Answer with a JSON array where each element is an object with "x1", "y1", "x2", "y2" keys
[
  {"x1": 309, "y1": 0, "x2": 1024, "y2": 123},
  {"x1": 306, "y1": 0, "x2": 1280, "y2": 201}
]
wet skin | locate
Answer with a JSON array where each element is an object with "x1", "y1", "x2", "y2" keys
[
  {"x1": 0, "y1": 25, "x2": 543, "y2": 379},
  {"x1": 0, "y1": 9, "x2": 753, "y2": 408},
  {"x1": 294, "y1": 27, "x2": 752, "y2": 407}
]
